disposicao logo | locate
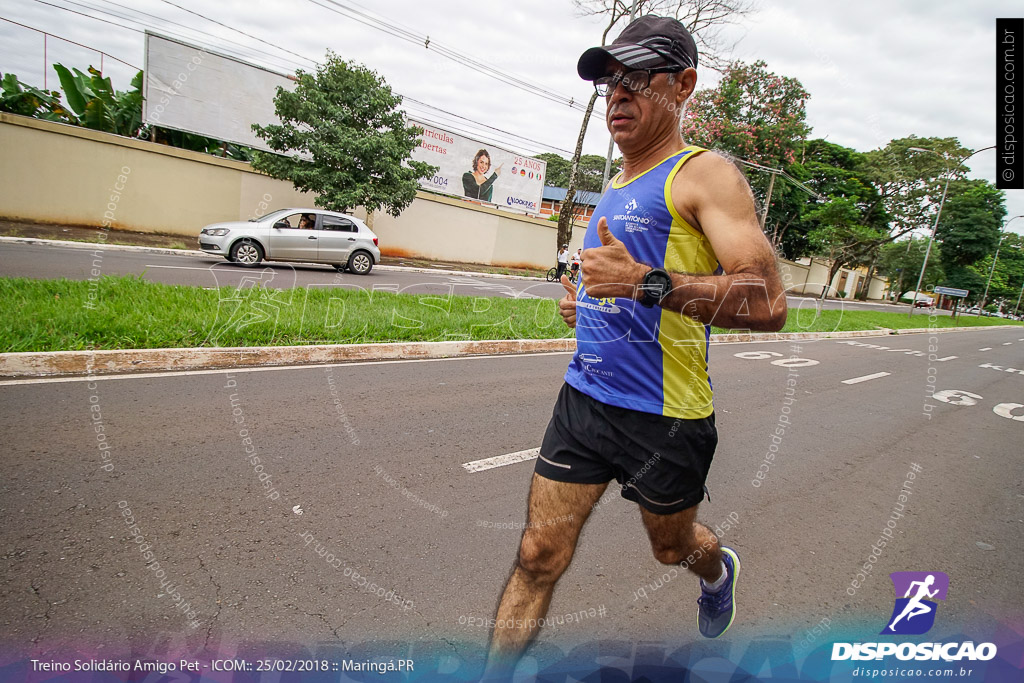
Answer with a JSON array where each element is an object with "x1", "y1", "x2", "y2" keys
[
  {"x1": 831, "y1": 570, "x2": 997, "y2": 663},
  {"x1": 882, "y1": 571, "x2": 948, "y2": 635}
]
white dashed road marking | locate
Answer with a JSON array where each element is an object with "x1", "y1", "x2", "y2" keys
[
  {"x1": 842, "y1": 372, "x2": 892, "y2": 385},
  {"x1": 979, "y1": 347, "x2": 993, "y2": 351},
  {"x1": 1003, "y1": 342, "x2": 1013, "y2": 346},
  {"x1": 462, "y1": 448, "x2": 540, "y2": 473}
]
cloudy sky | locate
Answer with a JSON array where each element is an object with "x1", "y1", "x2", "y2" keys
[{"x1": 2, "y1": 0, "x2": 1022, "y2": 234}]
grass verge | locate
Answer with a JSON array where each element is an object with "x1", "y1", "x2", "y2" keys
[{"x1": 1, "y1": 276, "x2": 1019, "y2": 353}]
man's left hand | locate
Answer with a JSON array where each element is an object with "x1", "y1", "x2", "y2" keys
[{"x1": 581, "y1": 217, "x2": 649, "y2": 300}]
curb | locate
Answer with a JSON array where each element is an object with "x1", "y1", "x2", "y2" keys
[
  {"x1": 0, "y1": 235, "x2": 548, "y2": 282},
  {"x1": 2, "y1": 326, "x2": 1019, "y2": 379},
  {"x1": 0, "y1": 339, "x2": 576, "y2": 378}
]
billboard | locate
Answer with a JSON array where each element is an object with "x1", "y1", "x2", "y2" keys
[
  {"x1": 143, "y1": 32, "x2": 296, "y2": 153},
  {"x1": 409, "y1": 119, "x2": 546, "y2": 214}
]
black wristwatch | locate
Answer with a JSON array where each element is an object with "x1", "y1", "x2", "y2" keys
[{"x1": 638, "y1": 267, "x2": 672, "y2": 308}]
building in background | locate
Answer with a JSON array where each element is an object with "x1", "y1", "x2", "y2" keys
[{"x1": 540, "y1": 187, "x2": 601, "y2": 224}]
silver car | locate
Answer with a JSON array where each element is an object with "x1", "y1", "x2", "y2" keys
[{"x1": 198, "y1": 208, "x2": 381, "y2": 274}]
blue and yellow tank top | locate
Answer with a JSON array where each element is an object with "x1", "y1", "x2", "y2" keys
[{"x1": 565, "y1": 146, "x2": 720, "y2": 419}]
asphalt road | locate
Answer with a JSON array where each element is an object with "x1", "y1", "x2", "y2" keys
[
  {"x1": 1, "y1": 328, "x2": 1021, "y2": 672},
  {"x1": 0, "y1": 240, "x2": 960, "y2": 316}
]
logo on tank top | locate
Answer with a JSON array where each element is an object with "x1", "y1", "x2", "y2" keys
[{"x1": 612, "y1": 194, "x2": 653, "y2": 233}]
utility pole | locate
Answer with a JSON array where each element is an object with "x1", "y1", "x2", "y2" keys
[{"x1": 600, "y1": 0, "x2": 640, "y2": 188}]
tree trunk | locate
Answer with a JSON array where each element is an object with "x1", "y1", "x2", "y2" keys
[
  {"x1": 558, "y1": 91, "x2": 601, "y2": 250},
  {"x1": 856, "y1": 258, "x2": 878, "y2": 300},
  {"x1": 822, "y1": 259, "x2": 844, "y2": 299}
]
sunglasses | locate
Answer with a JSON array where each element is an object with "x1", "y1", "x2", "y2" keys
[{"x1": 594, "y1": 67, "x2": 681, "y2": 97}]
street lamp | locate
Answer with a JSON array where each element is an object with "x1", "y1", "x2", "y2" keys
[
  {"x1": 906, "y1": 145, "x2": 996, "y2": 318},
  {"x1": 980, "y1": 215, "x2": 1023, "y2": 312}
]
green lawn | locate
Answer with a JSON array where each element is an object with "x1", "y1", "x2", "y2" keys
[{"x1": 0, "y1": 276, "x2": 1019, "y2": 353}]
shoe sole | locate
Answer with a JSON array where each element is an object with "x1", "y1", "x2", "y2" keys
[{"x1": 698, "y1": 546, "x2": 741, "y2": 638}]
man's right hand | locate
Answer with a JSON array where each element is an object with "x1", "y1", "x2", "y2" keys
[{"x1": 559, "y1": 275, "x2": 577, "y2": 328}]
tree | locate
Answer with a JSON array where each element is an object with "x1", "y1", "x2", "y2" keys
[
  {"x1": 763, "y1": 139, "x2": 865, "y2": 259},
  {"x1": 682, "y1": 59, "x2": 810, "y2": 168},
  {"x1": 877, "y1": 237, "x2": 945, "y2": 301},
  {"x1": 804, "y1": 197, "x2": 888, "y2": 298},
  {"x1": 933, "y1": 179, "x2": 1006, "y2": 267},
  {"x1": 576, "y1": 0, "x2": 757, "y2": 71},
  {"x1": 251, "y1": 52, "x2": 436, "y2": 217},
  {"x1": 971, "y1": 233, "x2": 1024, "y2": 306},
  {"x1": 859, "y1": 136, "x2": 971, "y2": 242},
  {"x1": 536, "y1": 152, "x2": 620, "y2": 193}
]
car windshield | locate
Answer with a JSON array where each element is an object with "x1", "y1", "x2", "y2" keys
[{"x1": 249, "y1": 209, "x2": 288, "y2": 222}]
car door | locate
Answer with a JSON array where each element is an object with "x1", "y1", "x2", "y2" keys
[
  {"x1": 264, "y1": 212, "x2": 319, "y2": 260},
  {"x1": 316, "y1": 214, "x2": 359, "y2": 264}
]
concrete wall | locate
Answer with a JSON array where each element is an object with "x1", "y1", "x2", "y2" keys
[
  {"x1": 778, "y1": 258, "x2": 888, "y2": 299},
  {"x1": 0, "y1": 113, "x2": 575, "y2": 269},
  {"x1": 0, "y1": 113, "x2": 886, "y2": 291},
  {"x1": 0, "y1": 113, "x2": 318, "y2": 233}
]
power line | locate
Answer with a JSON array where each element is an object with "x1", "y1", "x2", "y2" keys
[
  {"x1": 402, "y1": 96, "x2": 574, "y2": 156},
  {"x1": 306, "y1": 0, "x2": 605, "y2": 121},
  {"x1": 20, "y1": 0, "x2": 579, "y2": 158},
  {"x1": 36, "y1": 0, "x2": 306, "y2": 74},
  {"x1": 151, "y1": 1, "x2": 573, "y2": 155},
  {"x1": 156, "y1": 0, "x2": 314, "y2": 68},
  {"x1": 0, "y1": 15, "x2": 138, "y2": 69}
]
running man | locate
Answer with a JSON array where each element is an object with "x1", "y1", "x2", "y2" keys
[
  {"x1": 888, "y1": 575, "x2": 939, "y2": 631},
  {"x1": 486, "y1": 15, "x2": 787, "y2": 673}
]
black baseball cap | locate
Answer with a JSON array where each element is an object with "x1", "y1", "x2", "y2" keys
[{"x1": 577, "y1": 15, "x2": 698, "y2": 80}]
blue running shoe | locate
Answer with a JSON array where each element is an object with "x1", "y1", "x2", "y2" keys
[{"x1": 697, "y1": 546, "x2": 740, "y2": 638}]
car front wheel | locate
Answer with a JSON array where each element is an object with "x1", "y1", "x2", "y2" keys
[
  {"x1": 231, "y1": 239, "x2": 264, "y2": 266},
  {"x1": 347, "y1": 250, "x2": 373, "y2": 275}
]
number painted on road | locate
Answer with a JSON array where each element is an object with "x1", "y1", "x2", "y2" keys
[
  {"x1": 734, "y1": 351, "x2": 784, "y2": 360},
  {"x1": 993, "y1": 403, "x2": 1024, "y2": 421},
  {"x1": 770, "y1": 358, "x2": 820, "y2": 368},
  {"x1": 931, "y1": 389, "x2": 983, "y2": 406}
]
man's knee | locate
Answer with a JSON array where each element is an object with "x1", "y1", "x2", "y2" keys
[
  {"x1": 650, "y1": 527, "x2": 717, "y2": 566},
  {"x1": 516, "y1": 533, "x2": 573, "y2": 583},
  {"x1": 652, "y1": 545, "x2": 688, "y2": 566}
]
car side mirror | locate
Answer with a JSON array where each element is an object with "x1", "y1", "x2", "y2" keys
[{"x1": 273, "y1": 221, "x2": 289, "y2": 229}]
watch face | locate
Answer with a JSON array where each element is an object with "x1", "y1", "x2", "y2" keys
[
  {"x1": 648, "y1": 270, "x2": 672, "y2": 291},
  {"x1": 641, "y1": 269, "x2": 672, "y2": 306}
]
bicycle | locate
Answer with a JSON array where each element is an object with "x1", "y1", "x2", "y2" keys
[{"x1": 546, "y1": 265, "x2": 578, "y2": 284}]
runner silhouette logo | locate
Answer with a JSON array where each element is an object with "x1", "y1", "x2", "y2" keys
[{"x1": 881, "y1": 571, "x2": 949, "y2": 635}]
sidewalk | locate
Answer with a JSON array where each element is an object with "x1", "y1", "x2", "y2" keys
[
  {"x1": 0, "y1": 219, "x2": 547, "y2": 280},
  {"x1": 0, "y1": 220, "x2": 902, "y2": 302},
  {"x1": 3, "y1": 325, "x2": 1019, "y2": 379}
]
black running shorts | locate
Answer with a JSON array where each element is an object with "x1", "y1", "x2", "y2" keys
[{"x1": 535, "y1": 383, "x2": 717, "y2": 514}]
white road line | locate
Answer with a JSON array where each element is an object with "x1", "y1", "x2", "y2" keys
[
  {"x1": 841, "y1": 371, "x2": 891, "y2": 385},
  {"x1": 144, "y1": 265, "x2": 215, "y2": 270},
  {"x1": 1003, "y1": 342, "x2": 1013, "y2": 346},
  {"x1": 462, "y1": 448, "x2": 539, "y2": 473},
  {"x1": 979, "y1": 347, "x2": 993, "y2": 351},
  {"x1": 0, "y1": 353, "x2": 574, "y2": 387}
]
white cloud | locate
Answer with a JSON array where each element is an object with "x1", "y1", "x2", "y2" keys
[{"x1": 1, "y1": 0, "x2": 1020, "y2": 232}]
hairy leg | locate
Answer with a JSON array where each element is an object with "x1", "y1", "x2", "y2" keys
[
  {"x1": 485, "y1": 473, "x2": 607, "y2": 673},
  {"x1": 640, "y1": 504, "x2": 723, "y2": 581}
]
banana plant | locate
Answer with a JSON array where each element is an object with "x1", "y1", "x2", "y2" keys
[
  {"x1": 52, "y1": 64, "x2": 142, "y2": 137},
  {"x1": 0, "y1": 73, "x2": 72, "y2": 122}
]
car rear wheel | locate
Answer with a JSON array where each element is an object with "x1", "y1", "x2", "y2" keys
[
  {"x1": 347, "y1": 250, "x2": 373, "y2": 275},
  {"x1": 231, "y1": 239, "x2": 264, "y2": 266}
]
